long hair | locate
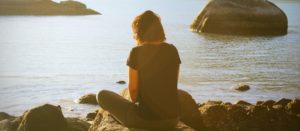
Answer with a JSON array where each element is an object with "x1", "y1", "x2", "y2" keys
[{"x1": 132, "y1": 10, "x2": 166, "y2": 45}]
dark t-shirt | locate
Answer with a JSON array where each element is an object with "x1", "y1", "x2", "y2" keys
[{"x1": 127, "y1": 43, "x2": 181, "y2": 120}]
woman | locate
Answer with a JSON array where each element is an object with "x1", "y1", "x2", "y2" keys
[{"x1": 97, "y1": 10, "x2": 181, "y2": 129}]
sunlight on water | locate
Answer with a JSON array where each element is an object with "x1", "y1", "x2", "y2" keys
[{"x1": 0, "y1": 0, "x2": 300, "y2": 117}]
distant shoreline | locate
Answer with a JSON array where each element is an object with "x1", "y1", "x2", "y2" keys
[{"x1": 0, "y1": 0, "x2": 100, "y2": 16}]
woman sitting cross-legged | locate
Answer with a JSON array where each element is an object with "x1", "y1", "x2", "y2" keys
[{"x1": 97, "y1": 10, "x2": 205, "y2": 130}]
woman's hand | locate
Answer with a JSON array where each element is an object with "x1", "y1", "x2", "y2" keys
[{"x1": 128, "y1": 67, "x2": 139, "y2": 103}]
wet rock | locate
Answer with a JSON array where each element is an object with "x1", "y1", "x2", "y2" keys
[
  {"x1": 262, "y1": 100, "x2": 275, "y2": 108},
  {"x1": 235, "y1": 100, "x2": 252, "y2": 106},
  {"x1": 274, "y1": 98, "x2": 292, "y2": 107},
  {"x1": 286, "y1": 99, "x2": 300, "y2": 114},
  {"x1": 66, "y1": 117, "x2": 91, "y2": 131},
  {"x1": 191, "y1": 0, "x2": 287, "y2": 36},
  {"x1": 17, "y1": 104, "x2": 67, "y2": 131},
  {"x1": 232, "y1": 84, "x2": 250, "y2": 91},
  {"x1": 116, "y1": 80, "x2": 126, "y2": 84},
  {"x1": 77, "y1": 93, "x2": 98, "y2": 105}
]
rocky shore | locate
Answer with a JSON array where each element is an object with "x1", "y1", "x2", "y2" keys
[
  {"x1": 1, "y1": 89, "x2": 299, "y2": 131},
  {"x1": 0, "y1": 0, "x2": 100, "y2": 15}
]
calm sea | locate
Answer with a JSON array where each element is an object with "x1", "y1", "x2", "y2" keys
[{"x1": 0, "y1": 0, "x2": 300, "y2": 117}]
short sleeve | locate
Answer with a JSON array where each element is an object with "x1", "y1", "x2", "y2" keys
[
  {"x1": 171, "y1": 45, "x2": 181, "y2": 64},
  {"x1": 126, "y1": 48, "x2": 138, "y2": 69}
]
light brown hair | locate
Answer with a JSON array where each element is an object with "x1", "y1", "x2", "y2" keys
[{"x1": 132, "y1": 10, "x2": 166, "y2": 45}]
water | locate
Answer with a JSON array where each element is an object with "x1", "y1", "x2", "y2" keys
[{"x1": 0, "y1": 0, "x2": 300, "y2": 117}]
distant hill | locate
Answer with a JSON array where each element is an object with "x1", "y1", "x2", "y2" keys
[{"x1": 0, "y1": 0, "x2": 100, "y2": 15}]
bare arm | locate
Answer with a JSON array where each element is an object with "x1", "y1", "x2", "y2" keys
[{"x1": 128, "y1": 67, "x2": 138, "y2": 103}]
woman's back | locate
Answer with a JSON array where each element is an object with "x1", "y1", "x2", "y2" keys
[{"x1": 127, "y1": 43, "x2": 181, "y2": 120}]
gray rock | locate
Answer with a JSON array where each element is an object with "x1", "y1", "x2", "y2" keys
[{"x1": 191, "y1": 0, "x2": 287, "y2": 36}]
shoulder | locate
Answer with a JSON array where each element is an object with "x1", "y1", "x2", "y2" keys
[{"x1": 163, "y1": 43, "x2": 179, "y2": 52}]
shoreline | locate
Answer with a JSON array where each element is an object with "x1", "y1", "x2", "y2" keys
[{"x1": 1, "y1": 90, "x2": 300, "y2": 131}]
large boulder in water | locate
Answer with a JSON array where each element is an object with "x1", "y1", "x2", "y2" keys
[{"x1": 191, "y1": 0, "x2": 288, "y2": 36}]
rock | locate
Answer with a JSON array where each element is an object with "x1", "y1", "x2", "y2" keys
[
  {"x1": 204, "y1": 100, "x2": 223, "y2": 105},
  {"x1": 66, "y1": 117, "x2": 91, "y2": 131},
  {"x1": 274, "y1": 98, "x2": 292, "y2": 107},
  {"x1": 256, "y1": 101, "x2": 264, "y2": 105},
  {"x1": 262, "y1": 100, "x2": 275, "y2": 108},
  {"x1": 223, "y1": 102, "x2": 232, "y2": 106},
  {"x1": 77, "y1": 93, "x2": 98, "y2": 105},
  {"x1": 226, "y1": 105, "x2": 250, "y2": 130},
  {"x1": 191, "y1": 0, "x2": 287, "y2": 36},
  {"x1": 116, "y1": 80, "x2": 126, "y2": 84},
  {"x1": 86, "y1": 110, "x2": 98, "y2": 121},
  {"x1": 0, "y1": 0, "x2": 100, "y2": 16},
  {"x1": 199, "y1": 104, "x2": 227, "y2": 130},
  {"x1": 17, "y1": 104, "x2": 67, "y2": 131},
  {"x1": 248, "y1": 105, "x2": 271, "y2": 130},
  {"x1": 232, "y1": 83, "x2": 250, "y2": 91},
  {"x1": 0, "y1": 112, "x2": 15, "y2": 121},
  {"x1": 235, "y1": 100, "x2": 252, "y2": 106},
  {"x1": 286, "y1": 99, "x2": 300, "y2": 114}
]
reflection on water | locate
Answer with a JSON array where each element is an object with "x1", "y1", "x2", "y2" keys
[{"x1": 0, "y1": 0, "x2": 300, "y2": 117}]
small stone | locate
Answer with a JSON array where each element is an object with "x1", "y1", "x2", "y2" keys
[
  {"x1": 205, "y1": 100, "x2": 223, "y2": 105},
  {"x1": 232, "y1": 83, "x2": 250, "y2": 91},
  {"x1": 262, "y1": 100, "x2": 275, "y2": 108},
  {"x1": 116, "y1": 80, "x2": 126, "y2": 84},
  {"x1": 235, "y1": 100, "x2": 252, "y2": 106},
  {"x1": 86, "y1": 112, "x2": 97, "y2": 121},
  {"x1": 256, "y1": 101, "x2": 264, "y2": 105},
  {"x1": 274, "y1": 98, "x2": 292, "y2": 107},
  {"x1": 286, "y1": 99, "x2": 300, "y2": 114},
  {"x1": 77, "y1": 94, "x2": 98, "y2": 105},
  {"x1": 223, "y1": 102, "x2": 232, "y2": 106}
]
